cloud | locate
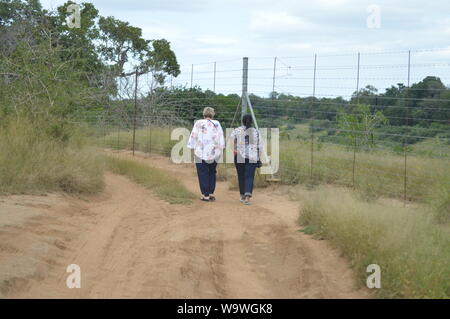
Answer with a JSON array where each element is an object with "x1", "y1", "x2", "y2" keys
[
  {"x1": 315, "y1": 0, "x2": 352, "y2": 9},
  {"x1": 250, "y1": 11, "x2": 315, "y2": 32},
  {"x1": 187, "y1": 47, "x2": 241, "y2": 56},
  {"x1": 141, "y1": 26, "x2": 183, "y2": 40},
  {"x1": 39, "y1": 0, "x2": 450, "y2": 84},
  {"x1": 437, "y1": 18, "x2": 450, "y2": 34},
  {"x1": 196, "y1": 36, "x2": 238, "y2": 46},
  {"x1": 90, "y1": 0, "x2": 207, "y2": 12},
  {"x1": 280, "y1": 43, "x2": 313, "y2": 51}
]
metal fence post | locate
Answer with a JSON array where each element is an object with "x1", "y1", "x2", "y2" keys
[
  {"x1": 272, "y1": 57, "x2": 277, "y2": 96},
  {"x1": 242, "y1": 57, "x2": 249, "y2": 116},
  {"x1": 213, "y1": 61, "x2": 216, "y2": 93},
  {"x1": 102, "y1": 120, "x2": 106, "y2": 147},
  {"x1": 149, "y1": 117, "x2": 152, "y2": 153},
  {"x1": 146, "y1": 117, "x2": 149, "y2": 153},
  {"x1": 117, "y1": 122, "x2": 120, "y2": 151},
  {"x1": 132, "y1": 70, "x2": 138, "y2": 156},
  {"x1": 190, "y1": 64, "x2": 194, "y2": 89},
  {"x1": 404, "y1": 50, "x2": 411, "y2": 203},
  {"x1": 352, "y1": 52, "x2": 361, "y2": 188},
  {"x1": 168, "y1": 120, "x2": 171, "y2": 149},
  {"x1": 310, "y1": 54, "x2": 317, "y2": 182}
]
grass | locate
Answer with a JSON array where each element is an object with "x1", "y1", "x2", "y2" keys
[
  {"x1": 278, "y1": 139, "x2": 449, "y2": 202},
  {"x1": 93, "y1": 124, "x2": 450, "y2": 298},
  {"x1": 97, "y1": 126, "x2": 450, "y2": 203},
  {"x1": 107, "y1": 155, "x2": 195, "y2": 204},
  {"x1": 297, "y1": 186, "x2": 450, "y2": 299},
  {"x1": 99, "y1": 126, "x2": 176, "y2": 157},
  {"x1": 413, "y1": 137, "x2": 450, "y2": 158},
  {"x1": 99, "y1": 127, "x2": 270, "y2": 190},
  {"x1": 428, "y1": 176, "x2": 450, "y2": 224},
  {"x1": 0, "y1": 118, "x2": 104, "y2": 194},
  {"x1": 0, "y1": 118, "x2": 195, "y2": 204}
]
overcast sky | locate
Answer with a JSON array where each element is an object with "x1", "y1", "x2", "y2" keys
[{"x1": 40, "y1": 0, "x2": 450, "y2": 97}]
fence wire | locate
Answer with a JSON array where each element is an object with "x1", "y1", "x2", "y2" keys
[{"x1": 74, "y1": 48, "x2": 450, "y2": 203}]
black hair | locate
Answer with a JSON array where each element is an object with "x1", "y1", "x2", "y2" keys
[{"x1": 242, "y1": 114, "x2": 253, "y2": 129}]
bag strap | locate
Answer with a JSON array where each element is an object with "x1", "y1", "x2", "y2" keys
[
  {"x1": 256, "y1": 129, "x2": 260, "y2": 162},
  {"x1": 207, "y1": 119, "x2": 218, "y2": 128}
]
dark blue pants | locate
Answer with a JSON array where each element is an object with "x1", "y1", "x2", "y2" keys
[
  {"x1": 234, "y1": 158, "x2": 257, "y2": 197},
  {"x1": 195, "y1": 159, "x2": 217, "y2": 197}
]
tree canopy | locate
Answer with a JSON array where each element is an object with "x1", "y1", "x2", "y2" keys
[{"x1": 0, "y1": 0, "x2": 180, "y2": 118}]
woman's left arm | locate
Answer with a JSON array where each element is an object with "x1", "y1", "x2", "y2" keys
[
  {"x1": 217, "y1": 122, "x2": 225, "y2": 149},
  {"x1": 256, "y1": 129, "x2": 264, "y2": 153}
]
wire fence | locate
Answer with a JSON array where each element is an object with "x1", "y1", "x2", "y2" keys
[{"x1": 76, "y1": 48, "x2": 450, "y2": 203}]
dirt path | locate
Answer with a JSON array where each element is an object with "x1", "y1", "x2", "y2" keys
[{"x1": 0, "y1": 151, "x2": 369, "y2": 298}]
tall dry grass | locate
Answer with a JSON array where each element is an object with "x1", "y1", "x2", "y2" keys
[
  {"x1": 278, "y1": 140, "x2": 449, "y2": 202},
  {"x1": 100, "y1": 126, "x2": 175, "y2": 156},
  {"x1": 0, "y1": 118, "x2": 104, "y2": 194},
  {"x1": 428, "y1": 176, "x2": 450, "y2": 224},
  {"x1": 298, "y1": 186, "x2": 450, "y2": 298},
  {"x1": 97, "y1": 126, "x2": 449, "y2": 204},
  {"x1": 107, "y1": 155, "x2": 195, "y2": 204}
]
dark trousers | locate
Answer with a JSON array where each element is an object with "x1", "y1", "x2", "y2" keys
[
  {"x1": 234, "y1": 158, "x2": 257, "y2": 197},
  {"x1": 195, "y1": 159, "x2": 217, "y2": 197}
]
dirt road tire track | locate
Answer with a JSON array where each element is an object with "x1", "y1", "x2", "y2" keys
[{"x1": 0, "y1": 151, "x2": 370, "y2": 298}]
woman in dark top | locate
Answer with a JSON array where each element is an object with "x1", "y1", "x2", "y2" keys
[{"x1": 230, "y1": 114, "x2": 262, "y2": 205}]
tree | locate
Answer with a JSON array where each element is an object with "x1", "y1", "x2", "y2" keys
[
  {"x1": 55, "y1": 2, "x2": 101, "y2": 69},
  {"x1": 337, "y1": 104, "x2": 388, "y2": 149},
  {"x1": 1, "y1": 0, "x2": 182, "y2": 120},
  {"x1": 350, "y1": 85, "x2": 378, "y2": 107},
  {"x1": 0, "y1": 0, "x2": 42, "y2": 26},
  {"x1": 97, "y1": 15, "x2": 180, "y2": 82},
  {"x1": 408, "y1": 76, "x2": 447, "y2": 126}
]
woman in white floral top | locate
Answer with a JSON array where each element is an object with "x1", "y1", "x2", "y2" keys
[
  {"x1": 230, "y1": 114, "x2": 263, "y2": 205},
  {"x1": 187, "y1": 107, "x2": 225, "y2": 202}
]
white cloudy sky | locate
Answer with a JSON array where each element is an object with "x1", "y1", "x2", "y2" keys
[{"x1": 40, "y1": 0, "x2": 450, "y2": 97}]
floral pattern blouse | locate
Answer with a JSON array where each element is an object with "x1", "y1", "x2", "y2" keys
[
  {"x1": 231, "y1": 126, "x2": 263, "y2": 162},
  {"x1": 187, "y1": 119, "x2": 225, "y2": 161}
]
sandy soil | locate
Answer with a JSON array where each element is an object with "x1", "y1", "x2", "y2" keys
[{"x1": 0, "y1": 151, "x2": 370, "y2": 298}]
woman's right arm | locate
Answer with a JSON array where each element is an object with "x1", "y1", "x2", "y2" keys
[{"x1": 229, "y1": 128, "x2": 237, "y2": 155}]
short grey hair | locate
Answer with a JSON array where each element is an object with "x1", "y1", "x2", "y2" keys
[{"x1": 203, "y1": 107, "x2": 215, "y2": 118}]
